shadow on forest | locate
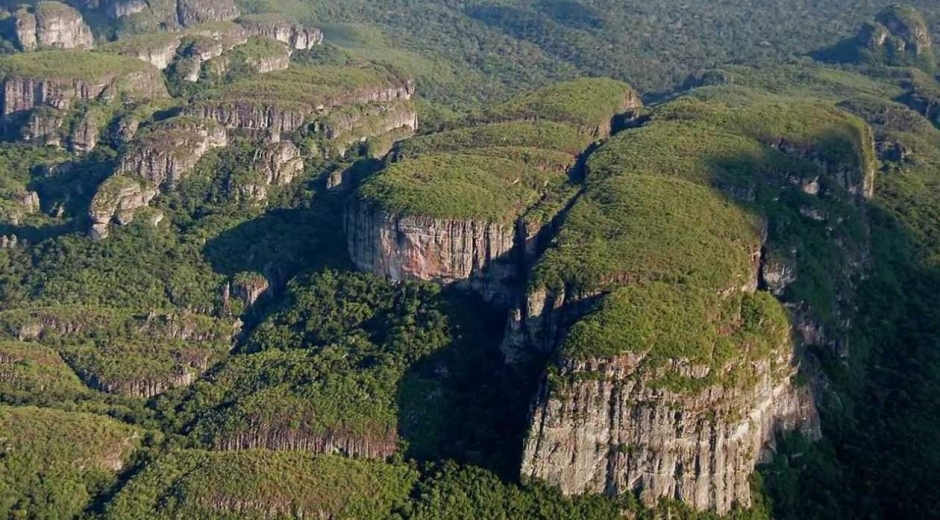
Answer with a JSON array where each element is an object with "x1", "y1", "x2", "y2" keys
[{"x1": 396, "y1": 286, "x2": 547, "y2": 479}]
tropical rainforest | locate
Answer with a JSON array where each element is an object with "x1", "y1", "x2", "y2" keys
[{"x1": 0, "y1": 0, "x2": 938, "y2": 518}]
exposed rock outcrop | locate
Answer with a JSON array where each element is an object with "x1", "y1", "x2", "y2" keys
[
  {"x1": 237, "y1": 15, "x2": 323, "y2": 50},
  {"x1": 177, "y1": 0, "x2": 240, "y2": 27},
  {"x1": 212, "y1": 425, "x2": 397, "y2": 460},
  {"x1": 101, "y1": 0, "x2": 239, "y2": 27},
  {"x1": 69, "y1": 111, "x2": 101, "y2": 153},
  {"x1": 187, "y1": 71, "x2": 416, "y2": 134},
  {"x1": 345, "y1": 200, "x2": 517, "y2": 300},
  {"x1": 117, "y1": 117, "x2": 227, "y2": 187},
  {"x1": 12, "y1": 2, "x2": 94, "y2": 51},
  {"x1": 251, "y1": 140, "x2": 304, "y2": 186},
  {"x1": 88, "y1": 175, "x2": 157, "y2": 239},
  {"x1": 317, "y1": 101, "x2": 419, "y2": 157},
  {"x1": 522, "y1": 353, "x2": 819, "y2": 514},
  {"x1": 0, "y1": 60, "x2": 168, "y2": 119}
]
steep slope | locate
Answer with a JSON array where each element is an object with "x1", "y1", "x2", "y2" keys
[
  {"x1": 0, "y1": 406, "x2": 141, "y2": 519},
  {"x1": 346, "y1": 78, "x2": 640, "y2": 303},
  {"x1": 103, "y1": 450, "x2": 416, "y2": 520},
  {"x1": 517, "y1": 89, "x2": 877, "y2": 513}
]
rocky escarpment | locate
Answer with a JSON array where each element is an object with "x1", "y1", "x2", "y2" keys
[
  {"x1": 237, "y1": 14, "x2": 323, "y2": 50},
  {"x1": 316, "y1": 100, "x2": 419, "y2": 157},
  {"x1": 10, "y1": 2, "x2": 94, "y2": 51},
  {"x1": 345, "y1": 200, "x2": 517, "y2": 288},
  {"x1": 210, "y1": 423, "x2": 397, "y2": 460},
  {"x1": 523, "y1": 343, "x2": 819, "y2": 514},
  {"x1": 0, "y1": 60, "x2": 167, "y2": 118},
  {"x1": 346, "y1": 79, "x2": 637, "y2": 302},
  {"x1": 88, "y1": 117, "x2": 227, "y2": 238},
  {"x1": 95, "y1": 0, "x2": 239, "y2": 28},
  {"x1": 88, "y1": 175, "x2": 157, "y2": 239},
  {"x1": 251, "y1": 140, "x2": 304, "y2": 186},
  {"x1": 853, "y1": 5, "x2": 935, "y2": 71},
  {"x1": 186, "y1": 65, "x2": 416, "y2": 135},
  {"x1": 116, "y1": 117, "x2": 227, "y2": 188}
]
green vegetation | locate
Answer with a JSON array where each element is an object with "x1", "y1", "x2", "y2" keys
[
  {"x1": 396, "y1": 120, "x2": 593, "y2": 158},
  {"x1": 533, "y1": 174, "x2": 762, "y2": 294},
  {"x1": 193, "y1": 63, "x2": 410, "y2": 111},
  {"x1": 358, "y1": 153, "x2": 567, "y2": 221},
  {"x1": 0, "y1": 340, "x2": 91, "y2": 406},
  {"x1": 0, "y1": 405, "x2": 141, "y2": 520},
  {"x1": 560, "y1": 285, "x2": 789, "y2": 390},
  {"x1": 103, "y1": 450, "x2": 417, "y2": 520},
  {"x1": 0, "y1": 51, "x2": 152, "y2": 82},
  {"x1": 485, "y1": 77, "x2": 638, "y2": 130}
]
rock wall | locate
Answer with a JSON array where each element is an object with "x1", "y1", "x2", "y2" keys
[
  {"x1": 117, "y1": 118, "x2": 228, "y2": 187},
  {"x1": 345, "y1": 200, "x2": 517, "y2": 290},
  {"x1": 13, "y1": 3, "x2": 94, "y2": 51},
  {"x1": 189, "y1": 82, "x2": 415, "y2": 134},
  {"x1": 88, "y1": 175, "x2": 157, "y2": 239},
  {"x1": 237, "y1": 16, "x2": 323, "y2": 50},
  {"x1": 318, "y1": 101, "x2": 419, "y2": 157},
  {"x1": 101, "y1": 0, "x2": 238, "y2": 27},
  {"x1": 212, "y1": 427, "x2": 397, "y2": 460},
  {"x1": 0, "y1": 67, "x2": 167, "y2": 118},
  {"x1": 522, "y1": 354, "x2": 819, "y2": 514}
]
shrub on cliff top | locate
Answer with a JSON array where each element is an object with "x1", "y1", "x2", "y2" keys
[
  {"x1": 485, "y1": 77, "x2": 640, "y2": 131},
  {"x1": 533, "y1": 174, "x2": 763, "y2": 295},
  {"x1": 560, "y1": 284, "x2": 790, "y2": 390},
  {"x1": 395, "y1": 120, "x2": 593, "y2": 158},
  {"x1": 358, "y1": 152, "x2": 569, "y2": 221},
  {"x1": 0, "y1": 51, "x2": 153, "y2": 82}
]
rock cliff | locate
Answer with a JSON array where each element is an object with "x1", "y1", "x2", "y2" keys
[
  {"x1": 523, "y1": 346, "x2": 818, "y2": 513},
  {"x1": 316, "y1": 100, "x2": 418, "y2": 157},
  {"x1": 116, "y1": 117, "x2": 228, "y2": 187},
  {"x1": 88, "y1": 175, "x2": 157, "y2": 239},
  {"x1": 251, "y1": 140, "x2": 304, "y2": 186},
  {"x1": 237, "y1": 14, "x2": 323, "y2": 50},
  {"x1": 0, "y1": 52, "x2": 168, "y2": 140},
  {"x1": 345, "y1": 200, "x2": 517, "y2": 287},
  {"x1": 100, "y1": 0, "x2": 239, "y2": 27},
  {"x1": 186, "y1": 66, "x2": 416, "y2": 134},
  {"x1": 12, "y1": 2, "x2": 94, "y2": 51}
]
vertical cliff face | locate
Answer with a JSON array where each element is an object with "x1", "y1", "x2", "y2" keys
[
  {"x1": 88, "y1": 117, "x2": 227, "y2": 238},
  {"x1": 88, "y1": 175, "x2": 157, "y2": 239},
  {"x1": 117, "y1": 117, "x2": 228, "y2": 188},
  {"x1": 345, "y1": 200, "x2": 517, "y2": 289},
  {"x1": 237, "y1": 15, "x2": 323, "y2": 50},
  {"x1": 13, "y1": 2, "x2": 94, "y2": 51},
  {"x1": 317, "y1": 101, "x2": 419, "y2": 157},
  {"x1": 176, "y1": 0, "x2": 239, "y2": 26},
  {"x1": 523, "y1": 355, "x2": 818, "y2": 513}
]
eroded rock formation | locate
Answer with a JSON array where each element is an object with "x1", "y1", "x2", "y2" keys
[{"x1": 12, "y1": 2, "x2": 94, "y2": 51}]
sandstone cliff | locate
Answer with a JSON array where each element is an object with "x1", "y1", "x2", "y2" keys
[
  {"x1": 523, "y1": 348, "x2": 818, "y2": 513},
  {"x1": 187, "y1": 66, "x2": 416, "y2": 134},
  {"x1": 0, "y1": 53, "x2": 168, "y2": 123},
  {"x1": 316, "y1": 100, "x2": 418, "y2": 157},
  {"x1": 116, "y1": 117, "x2": 227, "y2": 187},
  {"x1": 251, "y1": 140, "x2": 304, "y2": 186},
  {"x1": 12, "y1": 2, "x2": 94, "y2": 51},
  {"x1": 345, "y1": 200, "x2": 517, "y2": 290},
  {"x1": 100, "y1": 0, "x2": 239, "y2": 27},
  {"x1": 237, "y1": 14, "x2": 323, "y2": 50},
  {"x1": 88, "y1": 175, "x2": 157, "y2": 239}
]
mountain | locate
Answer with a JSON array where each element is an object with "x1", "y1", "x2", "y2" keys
[{"x1": 0, "y1": 2, "x2": 939, "y2": 520}]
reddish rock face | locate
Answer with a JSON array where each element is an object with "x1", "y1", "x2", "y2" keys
[{"x1": 345, "y1": 200, "x2": 518, "y2": 301}]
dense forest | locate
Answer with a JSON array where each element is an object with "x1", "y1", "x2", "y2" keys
[{"x1": 0, "y1": 0, "x2": 939, "y2": 519}]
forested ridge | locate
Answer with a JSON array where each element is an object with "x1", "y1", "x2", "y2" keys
[{"x1": 0, "y1": 0, "x2": 939, "y2": 519}]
